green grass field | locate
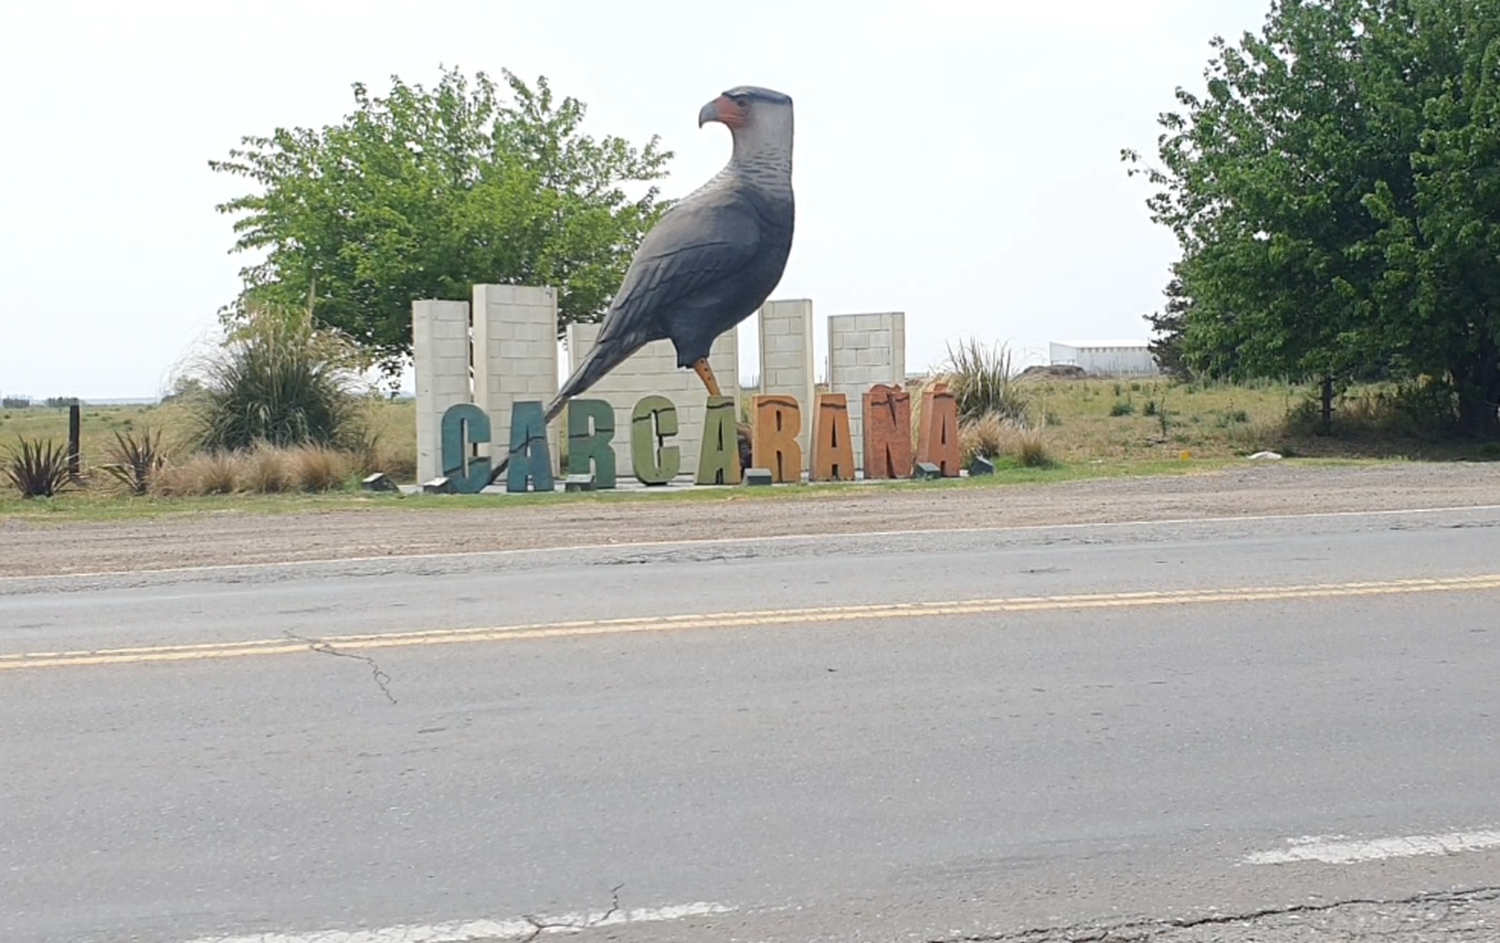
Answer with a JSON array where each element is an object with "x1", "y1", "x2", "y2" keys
[
  {"x1": 0, "y1": 377, "x2": 1484, "y2": 521},
  {"x1": 0, "y1": 395, "x2": 417, "y2": 479},
  {"x1": 1021, "y1": 376, "x2": 1291, "y2": 462}
]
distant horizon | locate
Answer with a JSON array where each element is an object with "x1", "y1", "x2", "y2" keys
[{"x1": 0, "y1": 332, "x2": 1149, "y2": 402}]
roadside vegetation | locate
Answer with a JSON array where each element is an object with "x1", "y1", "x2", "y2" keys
[
  {"x1": 5, "y1": 355, "x2": 1487, "y2": 517},
  {"x1": 1, "y1": 301, "x2": 415, "y2": 505}
]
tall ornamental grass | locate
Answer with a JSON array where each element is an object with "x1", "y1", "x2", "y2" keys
[{"x1": 190, "y1": 303, "x2": 365, "y2": 452}]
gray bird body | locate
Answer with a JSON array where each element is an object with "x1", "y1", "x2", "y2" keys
[{"x1": 543, "y1": 85, "x2": 796, "y2": 424}]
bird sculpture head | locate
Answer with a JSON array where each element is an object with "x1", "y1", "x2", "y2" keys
[{"x1": 698, "y1": 86, "x2": 794, "y2": 166}]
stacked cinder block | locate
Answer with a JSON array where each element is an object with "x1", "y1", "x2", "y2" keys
[
  {"x1": 472, "y1": 285, "x2": 559, "y2": 466},
  {"x1": 757, "y1": 299, "x2": 817, "y2": 461},
  {"x1": 826, "y1": 312, "x2": 907, "y2": 474},
  {"x1": 564, "y1": 323, "x2": 738, "y2": 476},
  {"x1": 412, "y1": 300, "x2": 472, "y2": 483}
]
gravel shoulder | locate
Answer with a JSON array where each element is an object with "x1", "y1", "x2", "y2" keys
[{"x1": 4, "y1": 462, "x2": 1498, "y2": 578}]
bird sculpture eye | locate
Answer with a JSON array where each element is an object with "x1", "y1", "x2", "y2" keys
[{"x1": 734, "y1": 96, "x2": 750, "y2": 109}]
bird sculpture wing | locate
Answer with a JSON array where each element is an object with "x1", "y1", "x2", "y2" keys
[
  {"x1": 597, "y1": 192, "x2": 762, "y2": 347},
  {"x1": 548, "y1": 190, "x2": 764, "y2": 414}
]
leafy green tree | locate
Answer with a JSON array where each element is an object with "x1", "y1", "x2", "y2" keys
[
  {"x1": 1141, "y1": 275, "x2": 1193, "y2": 379},
  {"x1": 1126, "y1": 0, "x2": 1500, "y2": 434},
  {"x1": 211, "y1": 67, "x2": 673, "y2": 374}
]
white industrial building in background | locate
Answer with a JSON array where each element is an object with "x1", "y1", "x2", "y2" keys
[{"x1": 1048, "y1": 341, "x2": 1160, "y2": 376}]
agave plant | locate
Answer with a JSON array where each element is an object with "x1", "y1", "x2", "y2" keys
[
  {"x1": 102, "y1": 426, "x2": 165, "y2": 495},
  {"x1": 4, "y1": 437, "x2": 73, "y2": 498}
]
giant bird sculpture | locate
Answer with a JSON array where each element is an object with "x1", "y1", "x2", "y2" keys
[{"x1": 491, "y1": 85, "x2": 795, "y2": 480}]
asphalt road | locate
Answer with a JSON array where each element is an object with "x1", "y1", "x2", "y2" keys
[{"x1": 3, "y1": 504, "x2": 1500, "y2": 942}]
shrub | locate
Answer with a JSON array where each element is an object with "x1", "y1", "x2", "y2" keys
[
  {"x1": 1109, "y1": 401, "x2": 1135, "y2": 417},
  {"x1": 5, "y1": 438, "x2": 73, "y2": 498},
  {"x1": 1281, "y1": 380, "x2": 1458, "y2": 439},
  {"x1": 102, "y1": 427, "x2": 165, "y2": 495},
  {"x1": 189, "y1": 302, "x2": 365, "y2": 452},
  {"x1": 932, "y1": 338, "x2": 1030, "y2": 424}
]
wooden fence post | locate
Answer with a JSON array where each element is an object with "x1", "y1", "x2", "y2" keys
[{"x1": 68, "y1": 403, "x2": 81, "y2": 480}]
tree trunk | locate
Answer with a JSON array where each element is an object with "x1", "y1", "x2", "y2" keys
[
  {"x1": 1455, "y1": 336, "x2": 1500, "y2": 438},
  {"x1": 1318, "y1": 376, "x2": 1334, "y2": 437},
  {"x1": 1457, "y1": 391, "x2": 1500, "y2": 438}
]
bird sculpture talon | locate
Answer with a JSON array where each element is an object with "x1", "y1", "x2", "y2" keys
[{"x1": 693, "y1": 359, "x2": 723, "y2": 398}]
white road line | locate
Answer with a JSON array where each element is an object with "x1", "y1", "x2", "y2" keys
[
  {"x1": 1246, "y1": 829, "x2": 1500, "y2": 865},
  {"x1": 5, "y1": 502, "x2": 1500, "y2": 585},
  {"x1": 177, "y1": 901, "x2": 736, "y2": 943}
]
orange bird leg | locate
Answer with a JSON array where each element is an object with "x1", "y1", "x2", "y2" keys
[{"x1": 693, "y1": 358, "x2": 723, "y2": 398}]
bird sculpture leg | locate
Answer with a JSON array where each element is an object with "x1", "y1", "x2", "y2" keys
[{"x1": 692, "y1": 358, "x2": 723, "y2": 398}]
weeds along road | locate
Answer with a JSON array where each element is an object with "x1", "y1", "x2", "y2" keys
[{"x1": 3, "y1": 497, "x2": 1500, "y2": 941}]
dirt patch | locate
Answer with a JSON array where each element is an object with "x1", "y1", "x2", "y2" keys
[{"x1": 5, "y1": 462, "x2": 1499, "y2": 578}]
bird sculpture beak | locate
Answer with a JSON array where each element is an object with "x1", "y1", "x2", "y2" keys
[{"x1": 698, "y1": 94, "x2": 743, "y2": 129}]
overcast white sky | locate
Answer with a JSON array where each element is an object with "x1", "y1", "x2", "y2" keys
[{"x1": 0, "y1": 0, "x2": 1271, "y2": 400}]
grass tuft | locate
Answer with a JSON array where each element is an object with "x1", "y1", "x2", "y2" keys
[
  {"x1": 1006, "y1": 421, "x2": 1056, "y2": 468},
  {"x1": 155, "y1": 452, "x2": 240, "y2": 496},
  {"x1": 240, "y1": 443, "x2": 295, "y2": 494},
  {"x1": 960, "y1": 413, "x2": 1006, "y2": 463},
  {"x1": 288, "y1": 444, "x2": 353, "y2": 492},
  {"x1": 347, "y1": 431, "x2": 418, "y2": 483},
  {"x1": 960, "y1": 414, "x2": 1055, "y2": 468},
  {"x1": 149, "y1": 444, "x2": 360, "y2": 495}
]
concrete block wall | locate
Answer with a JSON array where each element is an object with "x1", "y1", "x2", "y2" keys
[
  {"x1": 565, "y1": 323, "x2": 738, "y2": 476},
  {"x1": 412, "y1": 299, "x2": 472, "y2": 483},
  {"x1": 472, "y1": 285, "x2": 559, "y2": 468},
  {"x1": 827, "y1": 312, "x2": 907, "y2": 474},
  {"x1": 757, "y1": 299, "x2": 817, "y2": 458}
]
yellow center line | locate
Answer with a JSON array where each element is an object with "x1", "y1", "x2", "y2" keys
[{"x1": 5, "y1": 573, "x2": 1499, "y2": 671}]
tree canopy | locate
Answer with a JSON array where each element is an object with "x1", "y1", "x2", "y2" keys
[
  {"x1": 1126, "y1": 0, "x2": 1500, "y2": 433},
  {"x1": 210, "y1": 67, "x2": 673, "y2": 374}
]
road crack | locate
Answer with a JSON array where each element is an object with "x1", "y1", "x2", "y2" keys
[
  {"x1": 519, "y1": 883, "x2": 625, "y2": 941},
  {"x1": 285, "y1": 630, "x2": 397, "y2": 704},
  {"x1": 929, "y1": 886, "x2": 1500, "y2": 942}
]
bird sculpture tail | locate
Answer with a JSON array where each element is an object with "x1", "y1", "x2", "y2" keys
[{"x1": 485, "y1": 335, "x2": 639, "y2": 485}]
